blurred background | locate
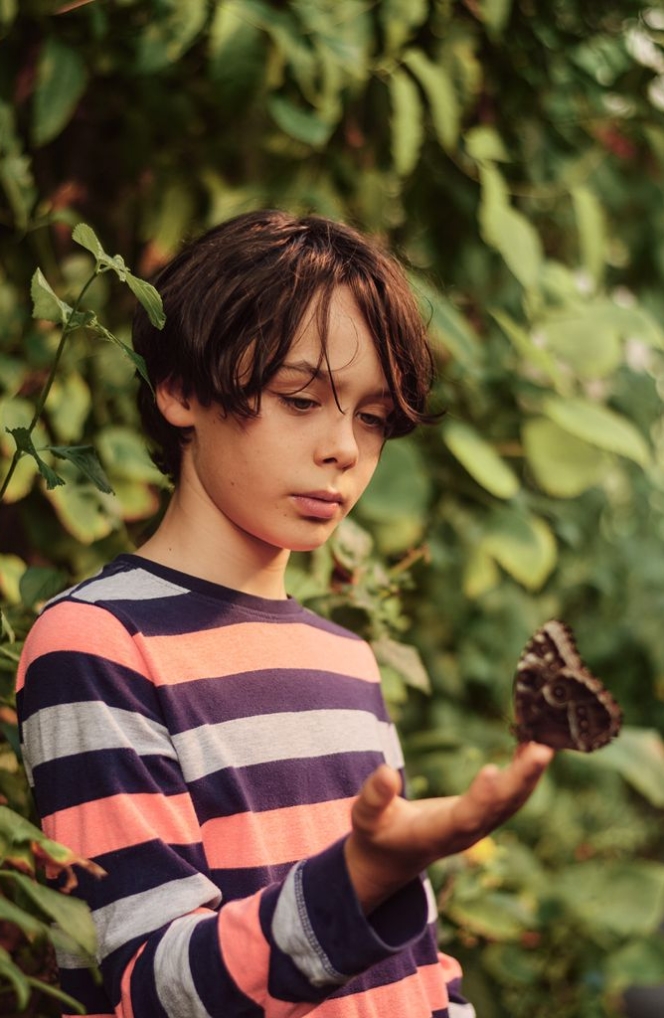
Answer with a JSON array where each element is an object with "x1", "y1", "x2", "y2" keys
[{"x1": 1, "y1": 1, "x2": 664, "y2": 1015}]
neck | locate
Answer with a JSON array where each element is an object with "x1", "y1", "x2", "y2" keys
[{"x1": 135, "y1": 488, "x2": 291, "y2": 600}]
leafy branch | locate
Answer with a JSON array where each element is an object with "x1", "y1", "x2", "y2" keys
[
  {"x1": 0, "y1": 223, "x2": 164, "y2": 502},
  {"x1": 0, "y1": 224, "x2": 164, "y2": 1013}
]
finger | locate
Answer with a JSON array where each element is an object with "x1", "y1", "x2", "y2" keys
[
  {"x1": 470, "y1": 742, "x2": 552, "y2": 810},
  {"x1": 352, "y1": 765, "x2": 401, "y2": 829},
  {"x1": 514, "y1": 740, "x2": 555, "y2": 767}
]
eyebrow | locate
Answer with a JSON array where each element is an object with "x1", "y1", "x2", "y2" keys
[{"x1": 276, "y1": 360, "x2": 393, "y2": 402}]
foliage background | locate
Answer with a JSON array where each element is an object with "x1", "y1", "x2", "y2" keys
[{"x1": 2, "y1": 0, "x2": 664, "y2": 1015}]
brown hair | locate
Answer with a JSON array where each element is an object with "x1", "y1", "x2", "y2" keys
[{"x1": 132, "y1": 209, "x2": 437, "y2": 480}]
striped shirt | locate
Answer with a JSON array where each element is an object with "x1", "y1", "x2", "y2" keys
[{"x1": 17, "y1": 555, "x2": 475, "y2": 1018}]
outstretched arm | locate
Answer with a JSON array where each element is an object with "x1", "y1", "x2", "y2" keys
[{"x1": 345, "y1": 742, "x2": 553, "y2": 913}]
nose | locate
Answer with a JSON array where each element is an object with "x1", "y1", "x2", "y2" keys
[{"x1": 317, "y1": 410, "x2": 359, "y2": 469}]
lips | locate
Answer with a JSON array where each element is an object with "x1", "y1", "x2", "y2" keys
[{"x1": 292, "y1": 491, "x2": 344, "y2": 520}]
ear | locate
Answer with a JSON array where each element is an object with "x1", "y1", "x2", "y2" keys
[{"x1": 155, "y1": 378, "x2": 196, "y2": 428}]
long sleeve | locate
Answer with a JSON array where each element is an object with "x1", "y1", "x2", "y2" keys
[{"x1": 16, "y1": 556, "x2": 473, "y2": 1018}]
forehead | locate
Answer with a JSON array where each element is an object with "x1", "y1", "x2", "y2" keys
[{"x1": 286, "y1": 285, "x2": 383, "y2": 376}]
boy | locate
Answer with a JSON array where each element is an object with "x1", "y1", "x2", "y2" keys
[{"x1": 17, "y1": 210, "x2": 551, "y2": 1018}]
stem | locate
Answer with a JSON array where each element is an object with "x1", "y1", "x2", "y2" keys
[
  {"x1": 0, "y1": 270, "x2": 99, "y2": 503},
  {"x1": 25, "y1": 976, "x2": 88, "y2": 1015}
]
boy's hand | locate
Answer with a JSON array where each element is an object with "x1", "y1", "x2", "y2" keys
[{"x1": 345, "y1": 742, "x2": 553, "y2": 914}]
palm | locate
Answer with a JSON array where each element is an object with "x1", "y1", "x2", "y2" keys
[{"x1": 345, "y1": 742, "x2": 553, "y2": 913}]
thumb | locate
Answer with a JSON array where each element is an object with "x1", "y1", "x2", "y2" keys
[{"x1": 352, "y1": 765, "x2": 401, "y2": 831}]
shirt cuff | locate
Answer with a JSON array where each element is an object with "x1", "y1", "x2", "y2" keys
[{"x1": 271, "y1": 837, "x2": 429, "y2": 987}]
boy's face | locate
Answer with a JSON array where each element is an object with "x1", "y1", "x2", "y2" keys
[{"x1": 168, "y1": 286, "x2": 393, "y2": 560}]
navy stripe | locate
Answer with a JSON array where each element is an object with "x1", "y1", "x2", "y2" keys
[
  {"x1": 57, "y1": 965, "x2": 113, "y2": 1013},
  {"x1": 67, "y1": 840, "x2": 210, "y2": 910},
  {"x1": 159, "y1": 668, "x2": 389, "y2": 731},
  {"x1": 20, "y1": 652, "x2": 158, "y2": 717},
  {"x1": 190, "y1": 914, "x2": 265, "y2": 1017},
  {"x1": 191, "y1": 751, "x2": 384, "y2": 822},
  {"x1": 104, "y1": 932, "x2": 169, "y2": 1017},
  {"x1": 32, "y1": 750, "x2": 184, "y2": 815},
  {"x1": 212, "y1": 861, "x2": 292, "y2": 902}
]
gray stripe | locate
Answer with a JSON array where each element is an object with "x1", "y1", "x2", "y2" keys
[
  {"x1": 172, "y1": 710, "x2": 402, "y2": 781},
  {"x1": 22, "y1": 702, "x2": 175, "y2": 768},
  {"x1": 93, "y1": 874, "x2": 222, "y2": 960},
  {"x1": 154, "y1": 913, "x2": 215, "y2": 1018},
  {"x1": 423, "y1": 876, "x2": 438, "y2": 925},
  {"x1": 272, "y1": 863, "x2": 347, "y2": 988},
  {"x1": 449, "y1": 1004, "x2": 477, "y2": 1017},
  {"x1": 71, "y1": 569, "x2": 188, "y2": 603}
]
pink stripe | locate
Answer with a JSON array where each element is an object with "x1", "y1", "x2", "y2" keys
[
  {"x1": 116, "y1": 942, "x2": 145, "y2": 1018},
  {"x1": 219, "y1": 894, "x2": 312, "y2": 1018},
  {"x1": 140, "y1": 622, "x2": 380, "y2": 686},
  {"x1": 17, "y1": 601, "x2": 147, "y2": 692},
  {"x1": 43, "y1": 791, "x2": 201, "y2": 859},
  {"x1": 437, "y1": 950, "x2": 463, "y2": 984},
  {"x1": 309, "y1": 963, "x2": 450, "y2": 1016},
  {"x1": 204, "y1": 798, "x2": 353, "y2": 868}
]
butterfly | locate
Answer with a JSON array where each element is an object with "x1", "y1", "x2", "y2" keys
[{"x1": 513, "y1": 620, "x2": 623, "y2": 752}]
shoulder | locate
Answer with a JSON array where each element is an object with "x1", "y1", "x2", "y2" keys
[
  {"x1": 17, "y1": 556, "x2": 180, "y2": 682},
  {"x1": 295, "y1": 604, "x2": 367, "y2": 644}
]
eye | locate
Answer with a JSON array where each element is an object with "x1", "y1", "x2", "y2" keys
[
  {"x1": 278, "y1": 394, "x2": 318, "y2": 412},
  {"x1": 358, "y1": 411, "x2": 387, "y2": 430}
]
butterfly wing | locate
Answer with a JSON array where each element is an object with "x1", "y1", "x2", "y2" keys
[{"x1": 513, "y1": 621, "x2": 623, "y2": 752}]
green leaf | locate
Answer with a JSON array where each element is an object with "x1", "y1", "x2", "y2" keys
[
  {"x1": 389, "y1": 68, "x2": 424, "y2": 177},
  {"x1": 19, "y1": 566, "x2": 68, "y2": 609},
  {"x1": 0, "y1": 945, "x2": 30, "y2": 1010},
  {"x1": 545, "y1": 297, "x2": 664, "y2": 350},
  {"x1": 465, "y1": 125, "x2": 510, "y2": 163},
  {"x1": 72, "y1": 222, "x2": 105, "y2": 260},
  {"x1": 409, "y1": 274, "x2": 482, "y2": 369},
  {"x1": 463, "y1": 546, "x2": 501, "y2": 599},
  {"x1": 0, "y1": 101, "x2": 37, "y2": 230},
  {"x1": 542, "y1": 396, "x2": 651, "y2": 467},
  {"x1": 45, "y1": 478, "x2": 117, "y2": 544},
  {"x1": 402, "y1": 48, "x2": 459, "y2": 151},
  {"x1": 479, "y1": 0, "x2": 513, "y2": 36},
  {"x1": 589, "y1": 727, "x2": 664, "y2": 808},
  {"x1": 48, "y1": 372, "x2": 92, "y2": 443},
  {"x1": 360, "y1": 439, "x2": 431, "y2": 522},
  {"x1": 443, "y1": 419, "x2": 520, "y2": 499},
  {"x1": 97, "y1": 425, "x2": 163, "y2": 484},
  {"x1": 0, "y1": 553, "x2": 26, "y2": 605},
  {"x1": 125, "y1": 272, "x2": 166, "y2": 329},
  {"x1": 2, "y1": 872, "x2": 98, "y2": 957},
  {"x1": 48, "y1": 445, "x2": 114, "y2": 495},
  {"x1": 32, "y1": 38, "x2": 87, "y2": 148},
  {"x1": 539, "y1": 307, "x2": 622, "y2": 378},
  {"x1": 0, "y1": 894, "x2": 46, "y2": 938},
  {"x1": 30, "y1": 268, "x2": 72, "y2": 325},
  {"x1": 136, "y1": 0, "x2": 207, "y2": 73},
  {"x1": 555, "y1": 860, "x2": 664, "y2": 938},
  {"x1": 330, "y1": 520, "x2": 373, "y2": 577},
  {"x1": 208, "y1": 0, "x2": 266, "y2": 97},
  {"x1": 372, "y1": 635, "x2": 431, "y2": 693},
  {"x1": 6, "y1": 427, "x2": 64, "y2": 489},
  {"x1": 84, "y1": 316, "x2": 153, "y2": 388},
  {"x1": 379, "y1": 0, "x2": 429, "y2": 53},
  {"x1": 480, "y1": 510, "x2": 557, "y2": 589},
  {"x1": 267, "y1": 95, "x2": 335, "y2": 148},
  {"x1": 605, "y1": 937, "x2": 664, "y2": 990},
  {"x1": 479, "y1": 166, "x2": 543, "y2": 289},
  {"x1": 522, "y1": 417, "x2": 607, "y2": 497},
  {"x1": 448, "y1": 890, "x2": 534, "y2": 940},
  {"x1": 491, "y1": 309, "x2": 565, "y2": 386},
  {"x1": 571, "y1": 185, "x2": 606, "y2": 285}
]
